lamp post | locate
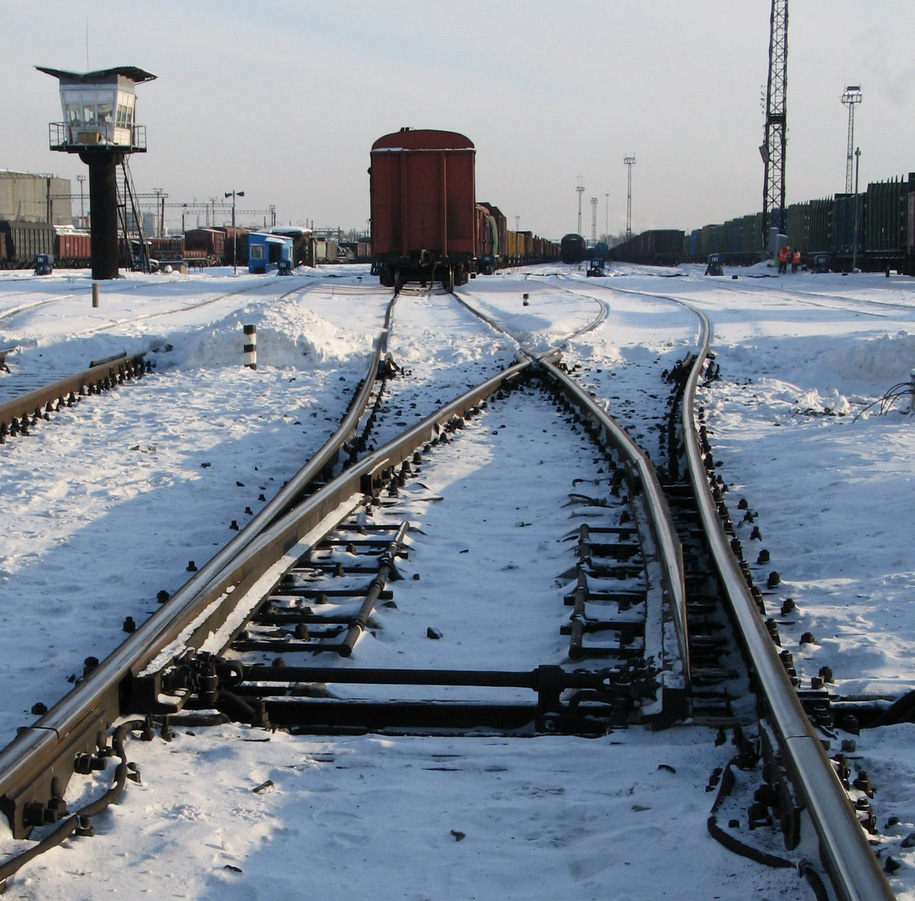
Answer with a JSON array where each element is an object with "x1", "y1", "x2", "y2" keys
[
  {"x1": 225, "y1": 189, "x2": 244, "y2": 274},
  {"x1": 852, "y1": 147, "x2": 861, "y2": 273},
  {"x1": 76, "y1": 174, "x2": 86, "y2": 228}
]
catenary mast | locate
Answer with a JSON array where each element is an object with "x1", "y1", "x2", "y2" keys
[{"x1": 760, "y1": 0, "x2": 788, "y2": 253}]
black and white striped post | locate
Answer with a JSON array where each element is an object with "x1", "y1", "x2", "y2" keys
[{"x1": 243, "y1": 324, "x2": 257, "y2": 370}]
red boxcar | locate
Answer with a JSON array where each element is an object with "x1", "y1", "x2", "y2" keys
[
  {"x1": 184, "y1": 228, "x2": 226, "y2": 264},
  {"x1": 370, "y1": 128, "x2": 476, "y2": 290},
  {"x1": 55, "y1": 229, "x2": 92, "y2": 265}
]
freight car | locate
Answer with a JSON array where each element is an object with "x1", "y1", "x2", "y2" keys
[
  {"x1": 370, "y1": 128, "x2": 477, "y2": 291},
  {"x1": 560, "y1": 233, "x2": 586, "y2": 264},
  {"x1": 684, "y1": 172, "x2": 915, "y2": 273},
  {"x1": 611, "y1": 229, "x2": 685, "y2": 266},
  {"x1": 183, "y1": 228, "x2": 226, "y2": 266},
  {"x1": 0, "y1": 221, "x2": 91, "y2": 269},
  {"x1": 52, "y1": 226, "x2": 91, "y2": 267},
  {"x1": 476, "y1": 202, "x2": 507, "y2": 274}
]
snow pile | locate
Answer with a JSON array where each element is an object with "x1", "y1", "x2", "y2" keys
[{"x1": 156, "y1": 297, "x2": 374, "y2": 371}]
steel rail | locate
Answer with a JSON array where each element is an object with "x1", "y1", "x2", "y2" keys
[
  {"x1": 0, "y1": 352, "x2": 149, "y2": 435},
  {"x1": 677, "y1": 302, "x2": 894, "y2": 901},
  {"x1": 0, "y1": 350, "x2": 530, "y2": 838},
  {"x1": 449, "y1": 292, "x2": 688, "y2": 708},
  {"x1": 0, "y1": 295, "x2": 399, "y2": 839},
  {"x1": 538, "y1": 359, "x2": 689, "y2": 709}
]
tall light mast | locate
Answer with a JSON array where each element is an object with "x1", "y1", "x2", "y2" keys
[
  {"x1": 842, "y1": 85, "x2": 862, "y2": 193},
  {"x1": 624, "y1": 156, "x2": 636, "y2": 239},
  {"x1": 760, "y1": 0, "x2": 788, "y2": 252},
  {"x1": 576, "y1": 177, "x2": 584, "y2": 235},
  {"x1": 590, "y1": 196, "x2": 598, "y2": 244}
]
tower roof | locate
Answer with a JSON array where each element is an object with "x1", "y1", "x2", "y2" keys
[{"x1": 35, "y1": 66, "x2": 156, "y2": 84}]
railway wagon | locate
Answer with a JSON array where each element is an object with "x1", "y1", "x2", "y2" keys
[
  {"x1": 370, "y1": 128, "x2": 476, "y2": 291},
  {"x1": 612, "y1": 229, "x2": 685, "y2": 266},
  {"x1": 184, "y1": 228, "x2": 226, "y2": 266},
  {"x1": 560, "y1": 233, "x2": 585, "y2": 264},
  {"x1": 149, "y1": 236, "x2": 185, "y2": 263},
  {"x1": 0, "y1": 221, "x2": 55, "y2": 268},
  {"x1": 52, "y1": 228, "x2": 91, "y2": 266},
  {"x1": 476, "y1": 202, "x2": 506, "y2": 274}
]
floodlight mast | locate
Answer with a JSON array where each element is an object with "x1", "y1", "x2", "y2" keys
[
  {"x1": 842, "y1": 85, "x2": 862, "y2": 193},
  {"x1": 576, "y1": 177, "x2": 584, "y2": 236},
  {"x1": 624, "y1": 156, "x2": 636, "y2": 239}
]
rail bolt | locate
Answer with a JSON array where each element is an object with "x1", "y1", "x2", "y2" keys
[
  {"x1": 842, "y1": 714, "x2": 860, "y2": 735},
  {"x1": 23, "y1": 802, "x2": 48, "y2": 828},
  {"x1": 854, "y1": 771, "x2": 875, "y2": 797}
]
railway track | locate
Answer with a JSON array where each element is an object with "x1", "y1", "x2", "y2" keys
[{"x1": 0, "y1": 277, "x2": 898, "y2": 898}]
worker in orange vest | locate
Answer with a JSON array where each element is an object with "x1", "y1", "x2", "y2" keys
[
  {"x1": 778, "y1": 244, "x2": 790, "y2": 274},
  {"x1": 792, "y1": 249, "x2": 801, "y2": 273}
]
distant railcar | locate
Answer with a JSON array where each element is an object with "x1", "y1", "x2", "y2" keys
[
  {"x1": 612, "y1": 229, "x2": 684, "y2": 266},
  {"x1": 184, "y1": 228, "x2": 226, "y2": 266},
  {"x1": 54, "y1": 227, "x2": 91, "y2": 266},
  {"x1": 685, "y1": 172, "x2": 915, "y2": 273},
  {"x1": 560, "y1": 233, "x2": 585, "y2": 264},
  {"x1": 370, "y1": 128, "x2": 476, "y2": 291},
  {"x1": 261, "y1": 226, "x2": 311, "y2": 266},
  {"x1": 0, "y1": 220, "x2": 55, "y2": 268},
  {"x1": 149, "y1": 236, "x2": 185, "y2": 262},
  {"x1": 475, "y1": 202, "x2": 506, "y2": 274}
]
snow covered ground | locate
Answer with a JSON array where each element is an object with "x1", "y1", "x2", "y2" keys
[{"x1": 0, "y1": 262, "x2": 912, "y2": 898}]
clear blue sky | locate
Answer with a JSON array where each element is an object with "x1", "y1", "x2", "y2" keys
[{"x1": 4, "y1": 0, "x2": 914, "y2": 239}]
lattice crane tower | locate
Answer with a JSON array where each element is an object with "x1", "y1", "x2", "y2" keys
[
  {"x1": 760, "y1": 0, "x2": 788, "y2": 253},
  {"x1": 590, "y1": 197, "x2": 598, "y2": 243}
]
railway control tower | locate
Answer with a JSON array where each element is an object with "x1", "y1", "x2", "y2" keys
[{"x1": 37, "y1": 65, "x2": 156, "y2": 280}]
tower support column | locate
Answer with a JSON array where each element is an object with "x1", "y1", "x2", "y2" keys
[{"x1": 81, "y1": 151, "x2": 124, "y2": 280}]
